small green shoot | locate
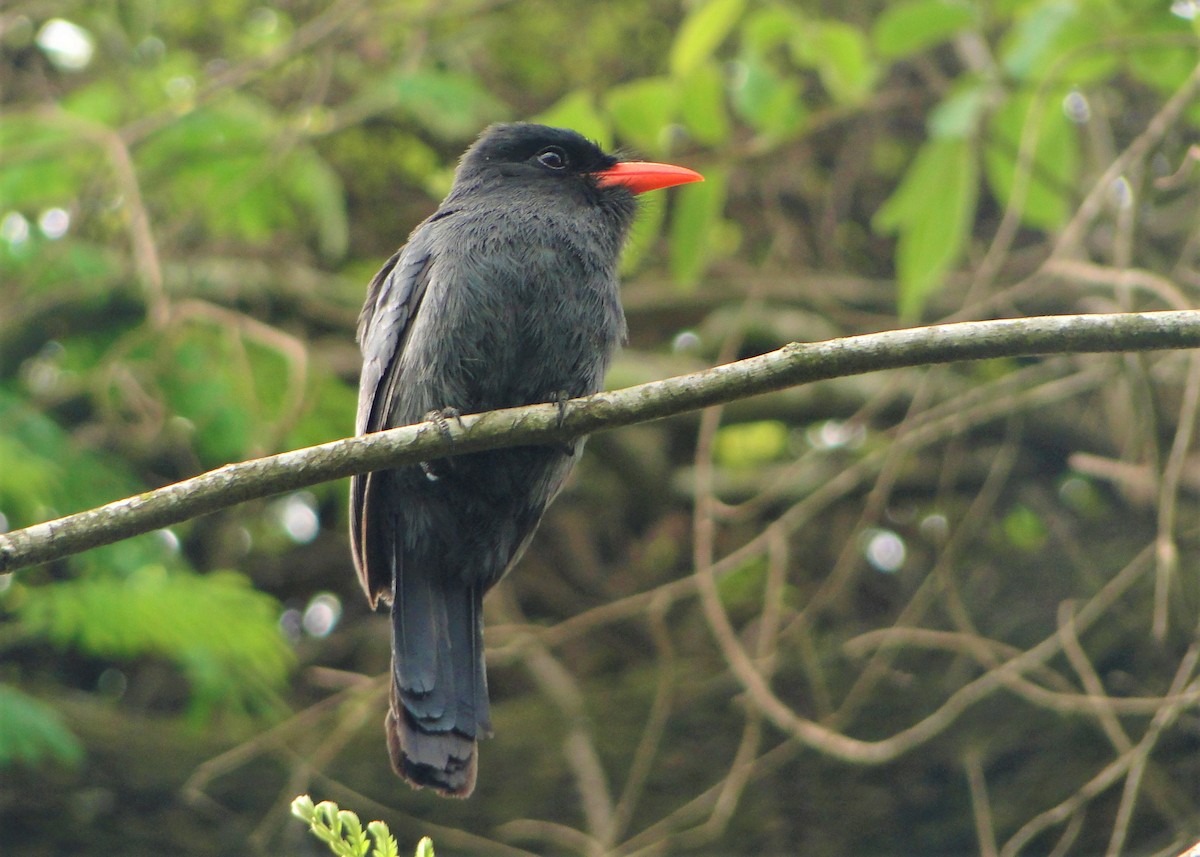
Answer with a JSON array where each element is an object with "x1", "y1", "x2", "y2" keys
[{"x1": 291, "y1": 794, "x2": 430, "y2": 857}]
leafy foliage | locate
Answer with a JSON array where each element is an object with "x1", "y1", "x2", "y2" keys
[
  {"x1": 15, "y1": 567, "x2": 292, "y2": 718},
  {"x1": 4, "y1": 0, "x2": 1200, "y2": 855},
  {"x1": 0, "y1": 684, "x2": 83, "y2": 768},
  {"x1": 135, "y1": 95, "x2": 350, "y2": 258}
]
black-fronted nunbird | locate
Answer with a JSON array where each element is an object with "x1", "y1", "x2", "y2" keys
[{"x1": 351, "y1": 123, "x2": 702, "y2": 797}]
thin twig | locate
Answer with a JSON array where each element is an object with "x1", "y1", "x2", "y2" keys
[
  {"x1": 1153, "y1": 352, "x2": 1200, "y2": 639},
  {"x1": 607, "y1": 595, "x2": 676, "y2": 846},
  {"x1": 965, "y1": 749, "x2": 999, "y2": 857}
]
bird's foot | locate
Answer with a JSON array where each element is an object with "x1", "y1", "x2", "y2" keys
[
  {"x1": 420, "y1": 407, "x2": 464, "y2": 481},
  {"x1": 425, "y1": 407, "x2": 465, "y2": 439},
  {"x1": 552, "y1": 392, "x2": 576, "y2": 457}
]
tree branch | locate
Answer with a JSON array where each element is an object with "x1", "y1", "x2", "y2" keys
[{"x1": 2, "y1": 311, "x2": 1199, "y2": 573}]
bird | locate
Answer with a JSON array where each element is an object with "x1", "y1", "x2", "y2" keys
[{"x1": 350, "y1": 122, "x2": 702, "y2": 797}]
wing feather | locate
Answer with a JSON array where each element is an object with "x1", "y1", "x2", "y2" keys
[{"x1": 349, "y1": 242, "x2": 435, "y2": 604}]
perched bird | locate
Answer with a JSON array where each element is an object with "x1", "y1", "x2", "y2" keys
[{"x1": 350, "y1": 123, "x2": 702, "y2": 797}]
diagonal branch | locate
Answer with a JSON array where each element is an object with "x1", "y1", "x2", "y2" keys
[{"x1": 2, "y1": 311, "x2": 1200, "y2": 573}]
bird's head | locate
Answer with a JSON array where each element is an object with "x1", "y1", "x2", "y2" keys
[{"x1": 454, "y1": 123, "x2": 703, "y2": 199}]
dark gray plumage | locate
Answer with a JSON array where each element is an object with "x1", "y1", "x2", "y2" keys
[{"x1": 350, "y1": 123, "x2": 700, "y2": 797}]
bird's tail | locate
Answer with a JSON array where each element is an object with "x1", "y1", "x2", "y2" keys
[{"x1": 386, "y1": 573, "x2": 490, "y2": 798}]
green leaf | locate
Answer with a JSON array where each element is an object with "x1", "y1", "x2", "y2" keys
[
  {"x1": 873, "y1": 137, "x2": 978, "y2": 319},
  {"x1": 1002, "y1": 504, "x2": 1048, "y2": 551},
  {"x1": 669, "y1": 165, "x2": 729, "y2": 287},
  {"x1": 678, "y1": 62, "x2": 732, "y2": 146},
  {"x1": 730, "y1": 55, "x2": 806, "y2": 141},
  {"x1": 799, "y1": 21, "x2": 877, "y2": 106},
  {"x1": 983, "y1": 89, "x2": 1077, "y2": 231},
  {"x1": 994, "y1": 1, "x2": 1116, "y2": 85},
  {"x1": 412, "y1": 837, "x2": 434, "y2": 857},
  {"x1": 605, "y1": 77, "x2": 677, "y2": 154},
  {"x1": 61, "y1": 79, "x2": 127, "y2": 126},
  {"x1": 620, "y1": 191, "x2": 668, "y2": 275},
  {"x1": 0, "y1": 390, "x2": 142, "y2": 528},
  {"x1": 714, "y1": 420, "x2": 790, "y2": 468},
  {"x1": 2, "y1": 238, "x2": 121, "y2": 301},
  {"x1": 339, "y1": 811, "x2": 369, "y2": 856},
  {"x1": 292, "y1": 794, "x2": 317, "y2": 822},
  {"x1": 670, "y1": 0, "x2": 746, "y2": 78},
  {"x1": 156, "y1": 330, "x2": 254, "y2": 463},
  {"x1": 0, "y1": 434, "x2": 60, "y2": 519},
  {"x1": 999, "y1": 0, "x2": 1075, "y2": 80},
  {"x1": 0, "y1": 684, "x2": 84, "y2": 768},
  {"x1": 1128, "y1": 43, "x2": 1199, "y2": 95},
  {"x1": 149, "y1": 319, "x2": 311, "y2": 463},
  {"x1": 872, "y1": 0, "x2": 977, "y2": 60},
  {"x1": 353, "y1": 69, "x2": 507, "y2": 140},
  {"x1": 534, "y1": 90, "x2": 611, "y2": 149},
  {"x1": 0, "y1": 115, "x2": 100, "y2": 210},
  {"x1": 369, "y1": 822, "x2": 401, "y2": 857},
  {"x1": 285, "y1": 367, "x2": 358, "y2": 453},
  {"x1": 928, "y1": 79, "x2": 990, "y2": 139},
  {"x1": 717, "y1": 556, "x2": 768, "y2": 612},
  {"x1": 741, "y1": 5, "x2": 801, "y2": 55},
  {"x1": 1058, "y1": 474, "x2": 1106, "y2": 518},
  {"x1": 291, "y1": 148, "x2": 350, "y2": 260}
]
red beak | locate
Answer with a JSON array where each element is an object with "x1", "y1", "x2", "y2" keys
[{"x1": 593, "y1": 161, "x2": 704, "y2": 194}]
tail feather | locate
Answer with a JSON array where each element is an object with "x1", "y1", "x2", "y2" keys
[
  {"x1": 387, "y1": 567, "x2": 490, "y2": 798},
  {"x1": 386, "y1": 678, "x2": 477, "y2": 797},
  {"x1": 463, "y1": 592, "x2": 491, "y2": 734},
  {"x1": 392, "y1": 546, "x2": 447, "y2": 711}
]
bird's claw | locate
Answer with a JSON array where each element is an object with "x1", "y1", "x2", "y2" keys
[
  {"x1": 552, "y1": 392, "x2": 576, "y2": 457},
  {"x1": 553, "y1": 392, "x2": 570, "y2": 428},
  {"x1": 420, "y1": 407, "x2": 464, "y2": 481},
  {"x1": 425, "y1": 407, "x2": 464, "y2": 441}
]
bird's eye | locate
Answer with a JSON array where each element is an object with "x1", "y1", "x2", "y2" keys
[{"x1": 536, "y1": 147, "x2": 568, "y2": 170}]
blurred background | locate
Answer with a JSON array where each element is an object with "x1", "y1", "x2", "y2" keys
[{"x1": 3, "y1": 1, "x2": 1200, "y2": 854}]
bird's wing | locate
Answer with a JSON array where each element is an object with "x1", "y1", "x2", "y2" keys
[
  {"x1": 350, "y1": 239, "x2": 436, "y2": 604},
  {"x1": 355, "y1": 245, "x2": 436, "y2": 434}
]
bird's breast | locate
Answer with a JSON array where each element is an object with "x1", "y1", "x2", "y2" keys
[{"x1": 402, "y1": 236, "x2": 625, "y2": 418}]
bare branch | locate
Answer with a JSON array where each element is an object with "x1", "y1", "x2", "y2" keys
[{"x1": 3, "y1": 311, "x2": 1200, "y2": 573}]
